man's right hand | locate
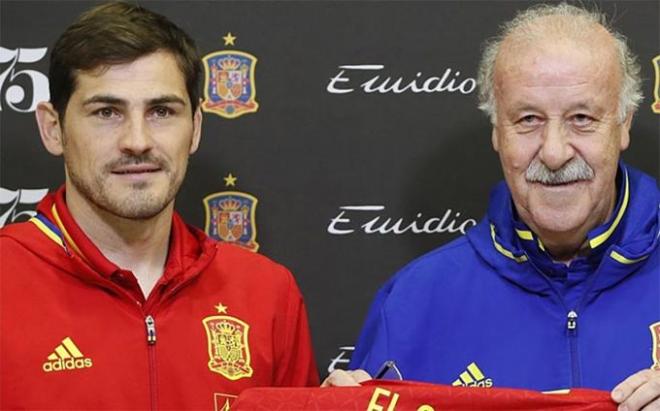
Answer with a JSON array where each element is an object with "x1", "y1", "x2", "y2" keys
[{"x1": 321, "y1": 369, "x2": 372, "y2": 387}]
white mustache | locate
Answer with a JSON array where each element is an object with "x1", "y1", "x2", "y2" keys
[{"x1": 525, "y1": 156, "x2": 594, "y2": 185}]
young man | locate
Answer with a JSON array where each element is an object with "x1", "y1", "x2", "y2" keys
[{"x1": 0, "y1": 3, "x2": 318, "y2": 409}]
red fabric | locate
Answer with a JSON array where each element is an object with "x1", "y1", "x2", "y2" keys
[
  {"x1": 233, "y1": 380, "x2": 616, "y2": 410},
  {"x1": 1, "y1": 188, "x2": 318, "y2": 410}
]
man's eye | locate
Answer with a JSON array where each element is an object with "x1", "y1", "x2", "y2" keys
[
  {"x1": 95, "y1": 107, "x2": 117, "y2": 118},
  {"x1": 518, "y1": 115, "x2": 541, "y2": 125},
  {"x1": 571, "y1": 114, "x2": 594, "y2": 127},
  {"x1": 152, "y1": 106, "x2": 173, "y2": 118}
]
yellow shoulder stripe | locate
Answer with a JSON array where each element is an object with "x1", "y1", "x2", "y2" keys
[
  {"x1": 590, "y1": 170, "x2": 629, "y2": 249},
  {"x1": 50, "y1": 205, "x2": 85, "y2": 259},
  {"x1": 515, "y1": 229, "x2": 534, "y2": 241},
  {"x1": 29, "y1": 217, "x2": 64, "y2": 248},
  {"x1": 490, "y1": 224, "x2": 528, "y2": 263},
  {"x1": 609, "y1": 250, "x2": 648, "y2": 265}
]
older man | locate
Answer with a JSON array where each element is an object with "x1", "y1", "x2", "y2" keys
[
  {"x1": 326, "y1": 3, "x2": 659, "y2": 411},
  {"x1": 0, "y1": 2, "x2": 317, "y2": 409}
]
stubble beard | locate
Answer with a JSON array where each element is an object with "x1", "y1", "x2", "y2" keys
[{"x1": 65, "y1": 156, "x2": 184, "y2": 220}]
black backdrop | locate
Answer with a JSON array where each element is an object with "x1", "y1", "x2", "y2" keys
[{"x1": 2, "y1": 0, "x2": 658, "y2": 377}]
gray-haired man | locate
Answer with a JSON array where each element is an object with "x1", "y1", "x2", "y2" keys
[{"x1": 325, "y1": 4, "x2": 659, "y2": 411}]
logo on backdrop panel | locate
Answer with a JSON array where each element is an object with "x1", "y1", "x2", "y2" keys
[
  {"x1": 328, "y1": 345, "x2": 355, "y2": 373},
  {"x1": 0, "y1": 187, "x2": 48, "y2": 227},
  {"x1": 203, "y1": 173, "x2": 259, "y2": 251},
  {"x1": 326, "y1": 64, "x2": 476, "y2": 95},
  {"x1": 326, "y1": 205, "x2": 477, "y2": 236},
  {"x1": 202, "y1": 33, "x2": 258, "y2": 119},
  {"x1": 0, "y1": 47, "x2": 50, "y2": 113},
  {"x1": 652, "y1": 55, "x2": 660, "y2": 114}
]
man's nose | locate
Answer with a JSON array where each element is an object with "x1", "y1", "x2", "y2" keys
[
  {"x1": 537, "y1": 120, "x2": 575, "y2": 170},
  {"x1": 118, "y1": 116, "x2": 153, "y2": 154}
]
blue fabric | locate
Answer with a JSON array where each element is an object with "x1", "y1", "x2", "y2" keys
[{"x1": 351, "y1": 163, "x2": 659, "y2": 391}]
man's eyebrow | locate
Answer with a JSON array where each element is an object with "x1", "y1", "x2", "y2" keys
[
  {"x1": 566, "y1": 102, "x2": 600, "y2": 112},
  {"x1": 81, "y1": 95, "x2": 187, "y2": 106},
  {"x1": 82, "y1": 95, "x2": 126, "y2": 106},
  {"x1": 147, "y1": 95, "x2": 187, "y2": 106},
  {"x1": 504, "y1": 103, "x2": 539, "y2": 116},
  {"x1": 506, "y1": 101, "x2": 601, "y2": 114}
]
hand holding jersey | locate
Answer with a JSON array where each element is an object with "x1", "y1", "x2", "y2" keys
[
  {"x1": 321, "y1": 369, "x2": 372, "y2": 387},
  {"x1": 611, "y1": 369, "x2": 660, "y2": 411}
]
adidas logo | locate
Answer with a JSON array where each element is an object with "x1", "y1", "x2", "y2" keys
[
  {"x1": 452, "y1": 362, "x2": 493, "y2": 388},
  {"x1": 42, "y1": 337, "x2": 93, "y2": 373}
]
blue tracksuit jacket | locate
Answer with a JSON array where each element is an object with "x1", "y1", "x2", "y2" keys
[{"x1": 351, "y1": 164, "x2": 659, "y2": 391}]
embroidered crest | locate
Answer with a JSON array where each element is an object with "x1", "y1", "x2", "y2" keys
[
  {"x1": 202, "y1": 33, "x2": 258, "y2": 119},
  {"x1": 203, "y1": 303, "x2": 253, "y2": 381},
  {"x1": 651, "y1": 322, "x2": 660, "y2": 370}
]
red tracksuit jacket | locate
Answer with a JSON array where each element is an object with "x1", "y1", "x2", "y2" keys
[{"x1": 0, "y1": 188, "x2": 319, "y2": 410}]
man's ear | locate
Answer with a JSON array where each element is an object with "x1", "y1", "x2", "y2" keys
[
  {"x1": 189, "y1": 104, "x2": 203, "y2": 155},
  {"x1": 35, "y1": 102, "x2": 64, "y2": 156},
  {"x1": 619, "y1": 111, "x2": 633, "y2": 151},
  {"x1": 491, "y1": 128, "x2": 499, "y2": 152}
]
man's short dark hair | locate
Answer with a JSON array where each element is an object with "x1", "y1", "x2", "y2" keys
[{"x1": 49, "y1": 1, "x2": 202, "y2": 117}]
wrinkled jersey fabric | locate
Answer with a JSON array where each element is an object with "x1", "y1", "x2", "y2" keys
[
  {"x1": 351, "y1": 163, "x2": 659, "y2": 391},
  {"x1": 233, "y1": 381, "x2": 616, "y2": 411},
  {"x1": 1, "y1": 186, "x2": 318, "y2": 410}
]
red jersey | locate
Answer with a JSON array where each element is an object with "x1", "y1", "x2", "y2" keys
[
  {"x1": 233, "y1": 380, "x2": 616, "y2": 410},
  {"x1": 0, "y1": 187, "x2": 319, "y2": 410}
]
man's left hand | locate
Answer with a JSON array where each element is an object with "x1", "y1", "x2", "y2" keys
[{"x1": 611, "y1": 368, "x2": 660, "y2": 410}]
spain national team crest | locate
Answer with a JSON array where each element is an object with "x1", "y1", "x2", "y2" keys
[
  {"x1": 203, "y1": 173, "x2": 259, "y2": 251},
  {"x1": 651, "y1": 322, "x2": 660, "y2": 370},
  {"x1": 652, "y1": 55, "x2": 660, "y2": 114},
  {"x1": 202, "y1": 32, "x2": 258, "y2": 119},
  {"x1": 203, "y1": 303, "x2": 253, "y2": 381}
]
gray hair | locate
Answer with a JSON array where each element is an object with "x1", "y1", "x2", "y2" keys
[{"x1": 477, "y1": 3, "x2": 642, "y2": 124}]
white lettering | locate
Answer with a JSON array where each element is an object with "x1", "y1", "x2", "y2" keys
[
  {"x1": 328, "y1": 206, "x2": 386, "y2": 235},
  {"x1": 326, "y1": 64, "x2": 476, "y2": 95},
  {"x1": 0, "y1": 187, "x2": 48, "y2": 227},
  {"x1": 326, "y1": 70, "x2": 353, "y2": 94},
  {"x1": 327, "y1": 210, "x2": 353, "y2": 235},
  {"x1": 327, "y1": 205, "x2": 477, "y2": 236},
  {"x1": 327, "y1": 345, "x2": 355, "y2": 373},
  {"x1": 0, "y1": 47, "x2": 50, "y2": 112}
]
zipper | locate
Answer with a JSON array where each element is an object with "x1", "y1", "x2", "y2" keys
[
  {"x1": 145, "y1": 315, "x2": 157, "y2": 344},
  {"x1": 525, "y1": 256, "x2": 586, "y2": 387},
  {"x1": 145, "y1": 315, "x2": 158, "y2": 411},
  {"x1": 141, "y1": 277, "x2": 200, "y2": 409},
  {"x1": 566, "y1": 311, "x2": 577, "y2": 331},
  {"x1": 99, "y1": 271, "x2": 200, "y2": 409},
  {"x1": 566, "y1": 310, "x2": 581, "y2": 386},
  {"x1": 140, "y1": 276, "x2": 202, "y2": 409}
]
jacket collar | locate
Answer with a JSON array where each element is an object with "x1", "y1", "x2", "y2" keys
[
  {"x1": 31, "y1": 186, "x2": 216, "y2": 290},
  {"x1": 512, "y1": 167, "x2": 630, "y2": 261},
  {"x1": 467, "y1": 163, "x2": 659, "y2": 293}
]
